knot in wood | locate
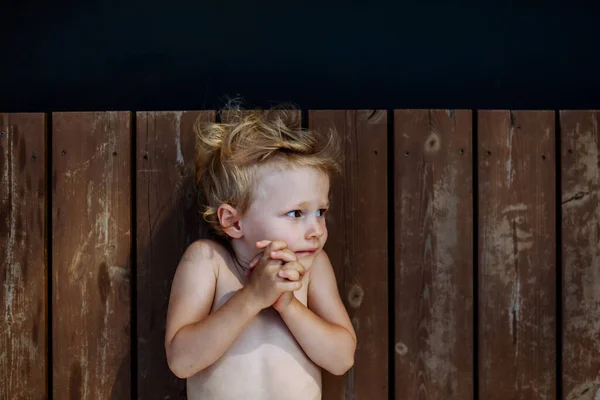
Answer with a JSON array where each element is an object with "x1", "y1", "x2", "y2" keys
[
  {"x1": 424, "y1": 133, "x2": 441, "y2": 153},
  {"x1": 347, "y1": 284, "x2": 364, "y2": 308},
  {"x1": 395, "y1": 342, "x2": 408, "y2": 356}
]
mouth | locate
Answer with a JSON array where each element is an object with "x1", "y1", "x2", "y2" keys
[{"x1": 295, "y1": 249, "x2": 318, "y2": 256}]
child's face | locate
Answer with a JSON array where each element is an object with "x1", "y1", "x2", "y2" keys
[{"x1": 240, "y1": 165, "x2": 330, "y2": 261}]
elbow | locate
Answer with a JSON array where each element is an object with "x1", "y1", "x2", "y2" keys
[
  {"x1": 167, "y1": 355, "x2": 199, "y2": 380},
  {"x1": 166, "y1": 349, "x2": 188, "y2": 379},
  {"x1": 166, "y1": 342, "x2": 196, "y2": 380},
  {"x1": 329, "y1": 334, "x2": 356, "y2": 376},
  {"x1": 166, "y1": 332, "x2": 214, "y2": 379},
  {"x1": 328, "y1": 354, "x2": 355, "y2": 376},
  {"x1": 326, "y1": 333, "x2": 356, "y2": 376},
  {"x1": 169, "y1": 366, "x2": 188, "y2": 380},
  {"x1": 167, "y1": 359, "x2": 191, "y2": 380}
]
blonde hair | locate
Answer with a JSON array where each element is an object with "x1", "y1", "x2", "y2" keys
[{"x1": 195, "y1": 106, "x2": 343, "y2": 238}]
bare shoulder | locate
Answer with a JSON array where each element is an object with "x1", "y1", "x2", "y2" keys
[
  {"x1": 308, "y1": 249, "x2": 356, "y2": 343},
  {"x1": 307, "y1": 249, "x2": 338, "y2": 297},
  {"x1": 165, "y1": 239, "x2": 228, "y2": 345},
  {"x1": 179, "y1": 239, "x2": 237, "y2": 278},
  {"x1": 309, "y1": 249, "x2": 334, "y2": 278},
  {"x1": 180, "y1": 239, "x2": 227, "y2": 268}
]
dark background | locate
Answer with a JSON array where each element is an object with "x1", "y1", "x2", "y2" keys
[{"x1": 1, "y1": 0, "x2": 599, "y2": 112}]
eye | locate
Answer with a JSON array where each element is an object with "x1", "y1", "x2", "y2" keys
[
  {"x1": 286, "y1": 210, "x2": 303, "y2": 218},
  {"x1": 317, "y1": 208, "x2": 328, "y2": 217}
]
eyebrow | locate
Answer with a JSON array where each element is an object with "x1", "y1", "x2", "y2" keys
[{"x1": 293, "y1": 201, "x2": 330, "y2": 208}]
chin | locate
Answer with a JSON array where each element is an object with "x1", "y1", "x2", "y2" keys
[{"x1": 298, "y1": 257, "x2": 315, "y2": 269}]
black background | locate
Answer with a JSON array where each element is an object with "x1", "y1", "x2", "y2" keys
[{"x1": 1, "y1": 0, "x2": 599, "y2": 112}]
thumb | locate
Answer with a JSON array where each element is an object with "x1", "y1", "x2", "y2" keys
[
  {"x1": 248, "y1": 252, "x2": 262, "y2": 271},
  {"x1": 246, "y1": 240, "x2": 271, "y2": 277},
  {"x1": 256, "y1": 240, "x2": 272, "y2": 248},
  {"x1": 246, "y1": 254, "x2": 261, "y2": 277}
]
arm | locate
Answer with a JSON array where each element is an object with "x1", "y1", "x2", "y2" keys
[
  {"x1": 164, "y1": 240, "x2": 261, "y2": 379},
  {"x1": 278, "y1": 250, "x2": 357, "y2": 375}
]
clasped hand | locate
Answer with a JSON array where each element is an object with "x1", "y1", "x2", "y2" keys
[{"x1": 244, "y1": 240, "x2": 306, "y2": 312}]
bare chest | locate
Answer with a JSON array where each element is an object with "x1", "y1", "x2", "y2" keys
[
  {"x1": 186, "y1": 262, "x2": 321, "y2": 400},
  {"x1": 210, "y1": 260, "x2": 311, "y2": 355}
]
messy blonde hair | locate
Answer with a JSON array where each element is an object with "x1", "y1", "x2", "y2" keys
[{"x1": 195, "y1": 106, "x2": 343, "y2": 238}]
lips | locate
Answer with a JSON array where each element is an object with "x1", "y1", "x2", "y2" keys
[{"x1": 296, "y1": 248, "x2": 318, "y2": 256}]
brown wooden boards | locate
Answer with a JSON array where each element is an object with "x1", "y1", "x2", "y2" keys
[
  {"x1": 0, "y1": 113, "x2": 47, "y2": 399},
  {"x1": 560, "y1": 110, "x2": 600, "y2": 400},
  {"x1": 5, "y1": 106, "x2": 594, "y2": 398},
  {"x1": 310, "y1": 110, "x2": 388, "y2": 400},
  {"x1": 478, "y1": 110, "x2": 556, "y2": 399},
  {"x1": 394, "y1": 110, "x2": 474, "y2": 399},
  {"x1": 136, "y1": 111, "x2": 214, "y2": 398},
  {"x1": 52, "y1": 112, "x2": 132, "y2": 398}
]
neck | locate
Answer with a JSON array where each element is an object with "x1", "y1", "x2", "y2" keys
[{"x1": 229, "y1": 238, "x2": 256, "y2": 270}]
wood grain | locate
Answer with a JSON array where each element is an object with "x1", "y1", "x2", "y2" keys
[
  {"x1": 478, "y1": 110, "x2": 556, "y2": 399},
  {"x1": 0, "y1": 113, "x2": 47, "y2": 399},
  {"x1": 394, "y1": 109, "x2": 474, "y2": 399},
  {"x1": 310, "y1": 110, "x2": 388, "y2": 400},
  {"x1": 560, "y1": 110, "x2": 600, "y2": 400},
  {"x1": 136, "y1": 110, "x2": 214, "y2": 398},
  {"x1": 52, "y1": 112, "x2": 132, "y2": 399}
]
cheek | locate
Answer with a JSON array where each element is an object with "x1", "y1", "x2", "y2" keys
[
  {"x1": 243, "y1": 215, "x2": 271, "y2": 241},
  {"x1": 271, "y1": 222, "x2": 306, "y2": 245}
]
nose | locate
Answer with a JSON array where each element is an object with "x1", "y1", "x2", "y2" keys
[{"x1": 305, "y1": 215, "x2": 325, "y2": 239}]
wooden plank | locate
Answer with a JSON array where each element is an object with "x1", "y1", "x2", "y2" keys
[
  {"x1": 560, "y1": 110, "x2": 600, "y2": 400},
  {"x1": 220, "y1": 108, "x2": 301, "y2": 127},
  {"x1": 52, "y1": 112, "x2": 132, "y2": 399},
  {"x1": 394, "y1": 110, "x2": 474, "y2": 399},
  {"x1": 478, "y1": 110, "x2": 556, "y2": 399},
  {"x1": 310, "y1": 110, "x2": 388, "y2": 400},
  {"x1": 136, "y1": 111, "x2": 214, "y2": 398},
  {"x1": 0, "y1": 113, "x2": 47, "y2": 399}
]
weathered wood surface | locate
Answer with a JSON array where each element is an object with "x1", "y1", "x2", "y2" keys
[
  {"x1": 136, "y1": 111, "x2": 214, "y2": 398},
  {"x1": 478, "y1": 110, "x2": 556, "y2": 399},
  {"x1": 394, "y1": 109, "x2": 474, "y2": 399},
  {"x1": 5, "y1": 108, "x2": 600, "y2": 399},
  {"x1": 0, "y1": 113, "x2": 47, "y2": 399},
  {"x1": 560, "y1": 110, "x2": 600, "y2": 400},
  {"x1": 52, "y1": 112, "x2": 132, "y2": 398},
  {"x1": 310, "y1": 110, "x2": 389, "y2": 400}
]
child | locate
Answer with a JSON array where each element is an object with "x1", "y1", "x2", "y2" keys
[{"x1": 165, "y1": 107, "x2": 356, "y2": 399}]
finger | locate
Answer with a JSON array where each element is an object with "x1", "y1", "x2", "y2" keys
[
  {"x1": 265, "y1": 240, "x2": 288, "y2": 253},
  {"x1": 281, "y1": 261, "x2": 306, "y2": 276},
  {"x1": 278, "y1": 280, "x2": 303, "y2": 292},
  {"x1": 249, "y1": 257, "x2": 280, "y2": 277},
  {"x1": 264, "y1": 256, "x2": 285, "y2": 273},
  {"x1": 278, "y1": 269, "x2": 300, "y2": 281},
  {"x1": 255, "y1": 240, "x2": 272, "y2": 248},
  {"x1": 269, "y1": 248, "x2": 298, "y2": 263},
  {"x1": 248, "y1": 260, "x2": 258, "y2": 272},
  {"x1": 249, "y1": 253, "x2": 262, "y2": 269}
]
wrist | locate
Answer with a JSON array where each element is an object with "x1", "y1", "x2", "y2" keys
[
  {"x1": 278, "y1": 295, "x2": 303, "y2": 317},
  {"x1": 238, "y1": 286, "x2": 264, "y2": 315}
]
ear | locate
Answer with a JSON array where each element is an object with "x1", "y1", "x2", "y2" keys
[{"x1": 217, "y1": 203, "x2": 243, "y2": 239}]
